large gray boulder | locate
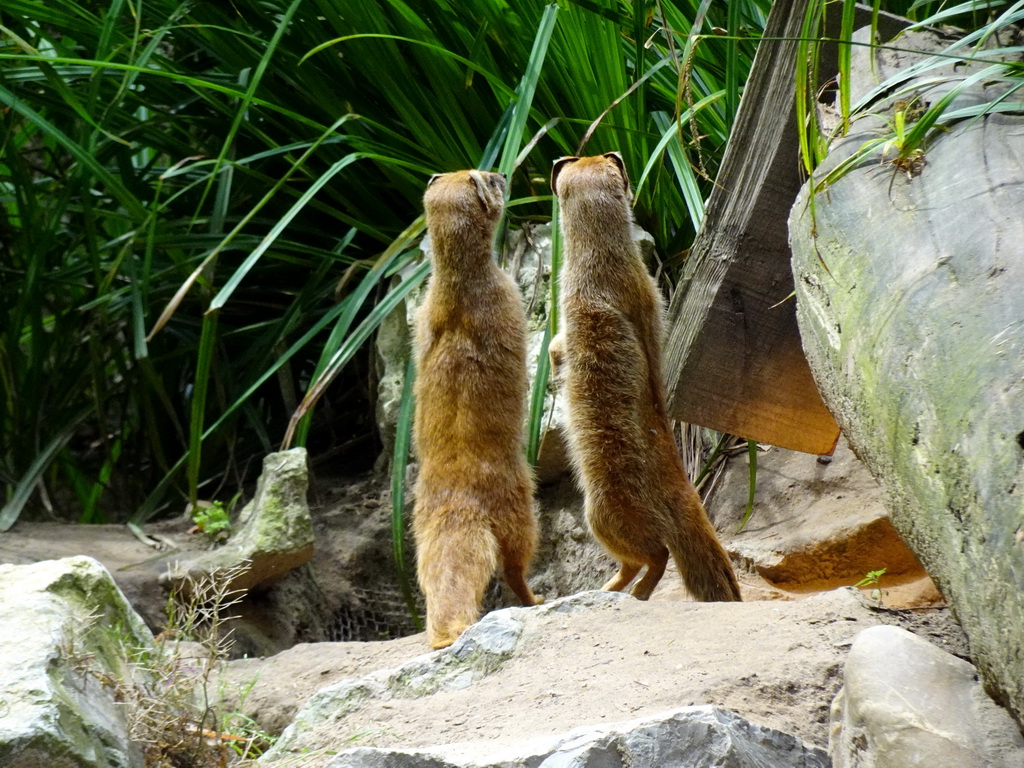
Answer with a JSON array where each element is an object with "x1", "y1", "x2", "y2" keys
[
  {"x1": 0, "y1": 556, "x2": 151, "y2": 768},
  {"x1": 789, "y1": 29, "x2": 1024, "y2": 724},
  {"x1": 830, "y1": 625, "x2": 1024, "y2": 768},
  {"x1": 325, "y1": 705, "x2": 829, "y2": 768}
]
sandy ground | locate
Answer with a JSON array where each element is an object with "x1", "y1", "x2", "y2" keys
[
  {"x1": 0, "y1": 439, "x2": 970, "y2": 765},
  {"x1": 220, "y1": 578, "x2": 967, "y2": 768}
]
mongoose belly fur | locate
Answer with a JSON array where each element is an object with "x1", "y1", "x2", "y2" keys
[
  {"x1": 551, "y1": 153, "x2": 741, "y2": 602},
  {"x1": 413, "y1": 169, "x2": 541, "y2": 649}
]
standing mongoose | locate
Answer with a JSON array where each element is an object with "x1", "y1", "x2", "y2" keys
[
  {"x1": 551, "y1": 152, "x2": 741, "y2": 602},
  {"x1": 412, "y1": 169, "x2": 542, "y2": 649}
]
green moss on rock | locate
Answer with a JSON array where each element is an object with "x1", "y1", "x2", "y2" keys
[{"x1": 790, "y1": 115, "x2": 1024, "y2": 725}]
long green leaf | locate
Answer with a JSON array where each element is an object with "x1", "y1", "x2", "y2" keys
[
  {"x1": 187, "y1": 311, "x2": 219, "y2": 506},
  {"x1": 299, "y1": 33, "x2": 516, "y2": 102},
  {"x1": 839, "y1": 0, "x2": 857, "y2": 133},
  {"x1": 284, "y1": 260, "x2": 431, "y2": 449},
  {"x1": 526, "y1": 325, "x2": 552, "y2": 468},
  {"x1": 497, "y1": 3, "x2": 558, "y2": 178},
  {"x1": 190, "y1": 0, "x2": 305, "y2": 224},
  {"x1": 0, "y1": 413, "x2": 88, "y2": 531},
  {"x1": 738, "y1": 439, "x2": 758, "y2": 532},
  {"x1": 290, "y1": 216, "x2": 427, "y2": 447},
  {"x1": 390, "y1": 357, "x2": 423, "y2": 631}
]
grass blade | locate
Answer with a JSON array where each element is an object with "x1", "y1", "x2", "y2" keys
[
  {"x1": 839, "y1": 0, "x2": 857, "y2": 133},
  {"x1": 283, "y1": 260, "x2": 431, "y2": 449},
  {"x1": 187, "y1": 311, "x2": 219, "y2": 506},
  {"x1": 526, "y1": 325, "x2": 552, "y2": 468},
  {"x1": 497, "y1": 3, "x2": 558, "y2": 178},
  {"x1": 190, "y1": 0, "x2": 305, "y2": 225},
  {"x1": 738, "y1": 439, "x2": 758, "y2": 532},
  {"x1": 390, "y1": 357, "x2": 423, "y2": 631}
]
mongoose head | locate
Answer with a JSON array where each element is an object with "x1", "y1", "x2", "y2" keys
[
  {"x1": 550, "y1": 152, "x2": 632, "y2": 204},
  {"x1": 551, "y1": 153, "x2": 633, "y2": 236},
  {"x1": 423, "y1": 170, "x2": 507, "y2": 232}
]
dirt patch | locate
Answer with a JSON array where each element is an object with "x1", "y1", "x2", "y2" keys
[{"x1": 222, "y1": 588, "x2": 967, "y2": 763}]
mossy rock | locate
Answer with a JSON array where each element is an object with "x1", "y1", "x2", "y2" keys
[
  {"x1": 789, "y1": 111, "x2": 1024, "y2": 725},
  {"x1": 165, "y1": 448, "x2": 315, "y2": 594},
  {"x1": 0, "y1": 556, "x2": 153, "y2": 768}
]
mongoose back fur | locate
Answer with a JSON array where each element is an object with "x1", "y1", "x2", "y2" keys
[
  {"x1": 413, "y1": 169, "x2": 541, "y2": 649},
  {"x1": 551, "y1": 153, "x2": 741, "y2": 602}
]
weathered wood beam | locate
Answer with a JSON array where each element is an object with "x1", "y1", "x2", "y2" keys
[{"x1": 662, "y1": 2, "x2": 905, "y2": 455}]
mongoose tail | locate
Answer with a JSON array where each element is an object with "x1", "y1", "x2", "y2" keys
[
  {"x1": 664, "y1": 480, "x2": 743, "y2": 602},
  {"x1": 416, "y1": 505, "x2": 499, "y2": 649}
]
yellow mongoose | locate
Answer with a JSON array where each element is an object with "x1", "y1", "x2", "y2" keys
[
  {"x1": 551, "y1": 153, "x2": 741, "y2": 602},
  {"x1": 413, "y1": 169, "x2": 542, "y2": 649}
]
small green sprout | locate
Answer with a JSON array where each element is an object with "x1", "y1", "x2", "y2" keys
[
  {"x1": 853, "y1": 568, "x2": 887, "y2": 589},
  {"x1": 190, "y1": 500, "x2": 233, "y2": 544}
]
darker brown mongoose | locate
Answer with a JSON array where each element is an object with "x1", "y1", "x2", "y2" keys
[{"x1": 551, "y1": 153, "x2": 741, "y2": 602}]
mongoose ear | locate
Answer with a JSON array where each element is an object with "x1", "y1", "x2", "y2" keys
[
  {"x1": 467, "y1": 170, "x2": 500, "y2": 211},
  {"x1": 551, "y1": 156, "x2": 579, "y2": 197},
  {"x1": 602, "y1": 152, "x2": 630, "y2": 194},
  {"x1": 427, "y1": 173, "x2": 444, "y2": 187}
]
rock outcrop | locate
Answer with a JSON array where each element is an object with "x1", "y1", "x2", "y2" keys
[
  {"x1": 164, "y1": 447, "x2": 315, "y2": 594},
  {"x1": 258, "y1": 589, "x2": 887, "y2": 766},
  {"x1": 326, "y1": 706, "x2": 830, "y2": 768},
  {"x1": 0, "y1": 556, "x2": 151, "y2": 768},
  {"x1": 706, "y1": 438, "x2": 932, "y2": 599},
  {"x1": 830, "y1": 625, "x2": 1024, "y2": 768},
  {"x1": 790, "y1": 26, "x2": 1024, "y2": 725}
]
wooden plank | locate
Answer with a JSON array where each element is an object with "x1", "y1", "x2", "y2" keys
[{"x1": 662, "y1": 2, "x2": 907, "y2": 455}]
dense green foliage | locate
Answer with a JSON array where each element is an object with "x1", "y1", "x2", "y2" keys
[
  {"x1": 1, "y1": 0, "x2": 1019, "y2": 526},
  {"x1": 0, "y1": 0, "x2": 766, "y2": 524}
]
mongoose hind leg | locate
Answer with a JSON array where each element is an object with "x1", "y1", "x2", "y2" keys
[
  {"x1": 427, "y1": 617, "x2": 473, "y2": 650},
  {"x1": 602, "y1": 561, "x2": 642, "y2": 593},
  {"x1": 629, "y1": 548, "x2": 669, "y2": 601},
  {"x1": 497, "y1": 517, "x2": 542, "y2": 606},
  {"x1": 504, "y1": 562, "x2": 543, "y2": 606}
]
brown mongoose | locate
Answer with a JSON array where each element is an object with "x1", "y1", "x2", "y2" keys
[
  {"x1": 412, "y1": 169, "x2": 542, "y2": 649},
  {"x1": 551, "y1": 152, "x2": 741, "y2": 602}
]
